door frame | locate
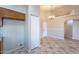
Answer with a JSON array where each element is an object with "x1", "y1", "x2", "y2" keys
[{"x1": 0, "y1": 17, "x2": 3, "y2": 54}]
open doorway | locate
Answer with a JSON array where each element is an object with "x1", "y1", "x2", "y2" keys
[
  {"x1": 64, "y1": 19, "x2": 79, "y2": 40},
  {"x1": 64, "y1": 20, "x2": 73, "y2": 39}
]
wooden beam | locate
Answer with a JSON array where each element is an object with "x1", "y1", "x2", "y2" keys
[{"x1": 0, "y1": 7, "x2": 25, "y2": 21}]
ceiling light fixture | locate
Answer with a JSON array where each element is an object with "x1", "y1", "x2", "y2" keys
[
  {"x1": 48, "y1": 5, "x2": 55, "y2": 20},
  {"x1": 48, "y1": 15, "x2": 55, "y2": 19}
]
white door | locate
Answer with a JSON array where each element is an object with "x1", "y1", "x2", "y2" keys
[{"x1": 30, "y1": 15, "x2": 40, "y2": 49}]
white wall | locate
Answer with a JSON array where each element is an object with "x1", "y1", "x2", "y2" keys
[
  {"x1": 40, "y1": 11, "x2": 65, "y2": 39},
  {"x1": 47, "y1": 17, "x2": 65, "y2": 39},
  {"x1": 42, "y1": 22, "x2": 47, "y2": 37},
  {"x1": 73, "y1": 20, "x2": 79, "y2": 40},
  {"x1": 0, "y1": 5, "x2": 27, "y2": 53},
  {"x1": 26, "y1": 5, "x2": 40, "y2": 52},
  {"x1": 28, "y1": 5, "x2": 40, "y2": 16}
]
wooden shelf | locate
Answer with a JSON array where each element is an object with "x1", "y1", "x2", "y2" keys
[{"x1": 0, "y1": 7, "x2": 25, "y2": 21}]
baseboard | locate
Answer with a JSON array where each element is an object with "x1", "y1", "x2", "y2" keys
[
  {"x1": 3, "y1": 46, "x2": 24, "y2": 54},
  {"x1": 24, "y1": 48, "x2": 30, "y2": 53},
  {"x1": 41, "y1": 36, "x2": 47, "y2": 39},
  {"x1": 72, "y1": 39, "x2": 79, "y2": 41},
  {"x1": 47, "y1": 35, "x2": 64, "y2": 40},
  {"x1": 24, "y1": 46, "x2": 40, "y2": 54}
]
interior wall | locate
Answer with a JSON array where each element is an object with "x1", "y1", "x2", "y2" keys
[
  {"x1": 0, "y1": 5, "x2": 27, "y2": 53},
  {"x1": 26, "y1": 5, "x2": 40, "y2": 52},
  {"x1": 40, "y1": 10, "x2": 66, "y2": 39},
  {"x1": 40, "y1": 11, "x2": 48, "y2": 38},
  {"x1": 47, "y1": 17, "x2": 65, "y2": 39},
  {"x1": 42, "y1": 22, "x2": 47, "y2": 37},
  {"x1": 72, "y1": 6, "x2": 79, "y2": 40},
  {"x1": 47, "y1": 16, "x2": 77, "y2": 40},
  {"x1": 73, "y1": 20, "x2": 79, "y2": 40}
]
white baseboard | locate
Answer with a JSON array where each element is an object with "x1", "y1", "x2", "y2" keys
[
  {"x1": 24, "y1": 46, "x2": 40, "y2": 54},
  {"x1": 24, "y1": 48, "x2": 31, "y2": 53},
  {"x1": 3, "y1": 46, "x2": 24, "y2": 54},
  {"x1": 47, "y1": 35, "x2": 64, "y2": 40}
]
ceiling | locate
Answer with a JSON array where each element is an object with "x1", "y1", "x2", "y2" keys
[
  {"x1": 40, "y1": 5, "x2": 73, "y2": 17},
  {"x1": 40, "y1": 5, "x2": 64, "y2": 11}
]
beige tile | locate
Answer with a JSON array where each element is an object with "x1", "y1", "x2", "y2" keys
[
  {"x1": 30, "y1": 37, "x2": 79, "y2": 54},
  {"x1": 11, "y1": 37, "x2": 79, "y2": 54}
]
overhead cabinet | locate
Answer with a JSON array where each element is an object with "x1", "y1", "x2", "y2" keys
[{"x1": 0, "y1": 7, "x2": 25, "y2": 21}]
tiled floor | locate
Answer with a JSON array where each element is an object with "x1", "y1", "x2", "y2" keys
[
  {"x1": 10, "y1": 48, "x2": 28, "y2": 54},
  {"x1": 11, "y1": 37, "x2": 79, "y2": 54}
]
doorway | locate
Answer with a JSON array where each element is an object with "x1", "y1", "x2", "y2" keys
[{"x1": 64, "y1": 20, "x2": 73, "y2": 39}]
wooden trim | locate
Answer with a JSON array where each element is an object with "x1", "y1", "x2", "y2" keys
[{"x1": 0, "y1": 7, "x2": 25, "y2": 21}]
